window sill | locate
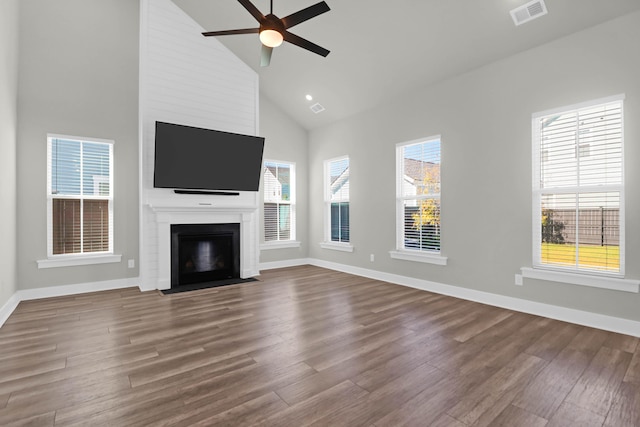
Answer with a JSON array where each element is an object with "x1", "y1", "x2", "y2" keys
[
  {"x1": 37, "y1": 254, "x2": 122, "y2": 269},
  {"x1": 320, "y1": 242, "x2": 354, "y2": 253},
  {"x1": 260, "y1": 241, "x2": 301, "y2": 251},
  {"x1": 521, "y1": 267, "x2": 639, "y2": 293},
  {"x1": 389, "y1": 250, "x2": 448, "y2": 266}
]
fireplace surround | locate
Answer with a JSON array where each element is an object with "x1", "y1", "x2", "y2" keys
[{"x1": 145, "y1": 201, "x2": 260, "y2": 291}]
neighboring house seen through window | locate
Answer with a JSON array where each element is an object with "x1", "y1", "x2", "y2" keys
[
  {"x1": 325, "y1": 156, "x2": 350, "y2": 244},
  {"x1": 532, "y1": 95, "x2": 625, "y2": 275},
  {"x1": 396, "y1": 137, "x2": 441, "y2": 253},
  {"x1": 263, "y1": 161, "x2": 295, "y2": 242},
  {"x1": 47, "y1": 135, "x2": 114, "y2": 257}
]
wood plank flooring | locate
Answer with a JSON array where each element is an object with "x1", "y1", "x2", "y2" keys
[{"x1": 0, "y1": 265, "x2": 638, "y2": 426}]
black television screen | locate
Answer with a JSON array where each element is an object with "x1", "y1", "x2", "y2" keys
[{"x1": 153, "y1": 121, "x2": 265, "y2": 192}]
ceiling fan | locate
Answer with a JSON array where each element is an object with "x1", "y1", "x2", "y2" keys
[{"x1": 202, "y1": 0, "x2": 330, "y2": 67}]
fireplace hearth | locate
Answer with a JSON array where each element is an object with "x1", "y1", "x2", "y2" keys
[{"x1": 170, "y1": 223, "x2": 241, "y2": 290}]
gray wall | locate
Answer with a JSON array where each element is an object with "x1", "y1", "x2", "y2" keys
[
  {"x1": 17, "y1": 0, "x2": 140, "y2": 289},
  {"x1": 308, "y1": 11, "x2": 640, "y2": 321},
  {"x1": 259, "y1": 96, "x2": 309, "y2": 263},
  {"x1": 0, "y1": 0, "x2": 19, "y2": 308}
]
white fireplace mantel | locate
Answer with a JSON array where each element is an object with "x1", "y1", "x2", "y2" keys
[
  {"x1": 147, "y1": 202, "x2": 260, "y2": 290},
  {"x1": 149, "y1": 203, "x2": 258, "y2": 219}
]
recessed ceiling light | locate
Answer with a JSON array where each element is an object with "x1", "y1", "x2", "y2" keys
[{"x1": 305, "y1": 94, "x2": 313, "y2": 101}]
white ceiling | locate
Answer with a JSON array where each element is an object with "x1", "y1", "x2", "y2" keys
[{"x1": 172, "y1": 0, "x2": 640, "y2": 130}]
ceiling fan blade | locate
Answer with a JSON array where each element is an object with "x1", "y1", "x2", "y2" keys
[
  {"x1": 261, "y1": 45, "x2": 273, "y2": 67},
  {"x1": 283, "y1": 31, "x2": 330, "y2": 57},
  {"x1": 237, "y1": 0, "x2": 265, "y2": 23},
  {"x1": 202, "y1": 28, "x2": 259, "y2": 37},
  {"x1": 281, "y1": 1, "x2": 330, "y2": 29}
]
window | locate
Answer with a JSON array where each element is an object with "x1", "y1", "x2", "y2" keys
[
  {"x1": 46, "y1": 135, "x2": 114, "y2": 258},
  {"x1": 532, "y1": 95, "x2": 624, "y2": 276},
  {"x1": 263, "y1": 161, "x2": 295, "y2": 243},
  {"x1": 395, "y1": 137, "x2": 442, "y2": 255},
  {"x1": 324, "y1": 156, "x2": 350, "y2": 246}
]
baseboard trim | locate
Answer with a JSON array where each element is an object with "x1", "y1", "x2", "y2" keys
[
  {"x1": 308, "y1": 258, "x2": 640, "y2": 338},
  {"x1": 0, "y1": 277, "x2": 139, "y2": 328},
  {"x1": 17, "y1": 277, "x2": 139, "y2": 301},
  {"x1": 0, "y1": 293, "x2": 21, "y2": 329},
  {"x1": 258, "y1": 258, "x2": 312, "y2": 271}
]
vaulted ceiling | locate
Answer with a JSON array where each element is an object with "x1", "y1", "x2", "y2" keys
[{"x1": 173, "y1": 0, "x2": 640, "y2": 130}]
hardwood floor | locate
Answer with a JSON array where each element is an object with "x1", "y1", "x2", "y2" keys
[{"x1": 0, "y1": 265, "x2": 638, "y2": 426}]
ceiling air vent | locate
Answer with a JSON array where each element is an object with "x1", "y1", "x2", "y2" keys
[
  {"x1": 510, "y1": 0, "x2": 548, "y2": 26},
  {"x1": 310, "y1": 103, "x2": 325, "y2": 114}
]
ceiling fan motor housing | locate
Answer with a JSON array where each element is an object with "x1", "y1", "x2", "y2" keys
[{"x1": 261, "y1": 14, "x2": 285, "y2": 34}]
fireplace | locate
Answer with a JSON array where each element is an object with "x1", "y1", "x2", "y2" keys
[
  {"x1": 144, "y1": 203, "x2": 259, "y2": 292},
  {"x1": 170, "y1": 223, "x2": 240, "y2": 289}
]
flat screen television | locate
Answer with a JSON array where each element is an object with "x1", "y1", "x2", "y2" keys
[{"x1": 153, "y1": 121, "x2": 265, "y2": 193}]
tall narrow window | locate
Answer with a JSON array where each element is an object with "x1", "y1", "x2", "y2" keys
[
  {"x1": 532, "y1": 95, "x2": 624, "y2": 275},
  {"x1": 47, "y1": 135, "x2": 114, "y2": 257},
  {"x1": 263, "y1": 161, "x2": 295, "y2": 242},
  {"x1": 396, "y1": 137, "x2": 441, "y2": 253},
  {"x1": 325, "y1": 156, "x2": 350, "y2": 244}
]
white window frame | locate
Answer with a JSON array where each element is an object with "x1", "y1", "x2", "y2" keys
[
  {"x1": 38, "y1": 134, "x2": 120, "y2": 269},
  {"x1": 390, "y1": 136, "x2": 447, "y2": 266},
  {"x1": 526, "y1": 94, "x2": 639, "y2": 293},
  {"x1": 321, "y1": 155, "x2": 353, "y2": 252},
  {"x1": 261, "y1": 160, "x2": 300, "y2": 250}
]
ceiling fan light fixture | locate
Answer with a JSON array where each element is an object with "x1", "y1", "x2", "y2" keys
[{"x1": 259, "y1": 29, "x2": 283, "y2": 47}]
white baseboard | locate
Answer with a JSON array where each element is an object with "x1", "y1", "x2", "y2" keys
[
  {"x1": 0, "y1": 277, "x2": 139, "y2": 328},
  {"x1": 0, "y1": 293, "x2": 21, "y2": 329},
  {"x1": 258, "y1": 258, "x2": 312, "y2": 271},
  {"x1": 308, "y1": 258, "x2": 640, "y2": 338},
  {"x1": 17, "y1": 277, "x2": 139, "y2": 301}
]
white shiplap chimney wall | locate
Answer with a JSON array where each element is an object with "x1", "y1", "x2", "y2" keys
[{"x1": 139, "y1": 0, "x2": 260, "y2": 291}]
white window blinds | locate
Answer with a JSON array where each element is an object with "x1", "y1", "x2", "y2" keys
[
  {"x1": 263, "y1": 161, "x2": 295, "y2": 242},
  {"x1": 47, "y1": 135, "x2": 114, "y2": 256},
  {"x1": 397, "y1": 137, "x2": 441, "y2": 252},
  {"x1": 532, "y1": 95, "x2": 624, "y2": 274},
  {"x1": 326, "y1": 157, "x2": 350, "y2": 243}
]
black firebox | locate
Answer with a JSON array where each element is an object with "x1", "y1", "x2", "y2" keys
[{"x1": 170, "y1": 223, "x2": 240, "y2": 289}]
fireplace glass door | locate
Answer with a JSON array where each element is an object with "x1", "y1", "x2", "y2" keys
[{"x1": 171, "y1": 223, "x2": 240, "y2": 288}]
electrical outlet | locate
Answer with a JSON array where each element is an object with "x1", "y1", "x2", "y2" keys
[
  {"x1": 370, "y1": 254, "x2": 375, "y2": 262},
  {"x1": 128, "y1": 259, "x2": 135, "y2": 269},
  {"x1": 515, "y1": 274, "x2": 523, "y2": 286}
]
